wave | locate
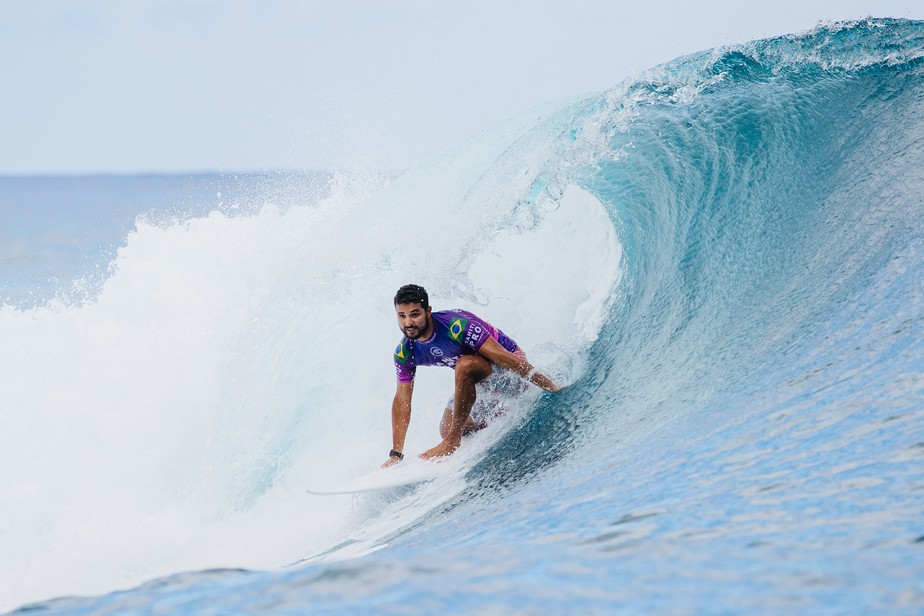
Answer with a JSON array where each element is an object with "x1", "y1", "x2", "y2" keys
[{"x1": 4, "y1": 17, "x2": 924, "y2": 613}]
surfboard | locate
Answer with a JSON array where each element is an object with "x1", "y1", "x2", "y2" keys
[{"x1": 306, "y1": 459, "x2": 447, "y2": 495}]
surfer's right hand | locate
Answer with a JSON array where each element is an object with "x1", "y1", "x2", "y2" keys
[{"x1": 381, "y1": 455, "x2": 402, "y2": 469}]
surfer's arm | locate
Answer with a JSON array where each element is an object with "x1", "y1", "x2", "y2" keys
[
  {"x1": 477, "y1": 337, "x2": 565, "y2": 393},
  {"x1": 383, "y1": 380, "x2": 414, "y2": 468}
]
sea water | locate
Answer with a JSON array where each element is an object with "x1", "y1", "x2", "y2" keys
[{"x1": 2, "y1": 18, "x2": 923, "y2": 615}]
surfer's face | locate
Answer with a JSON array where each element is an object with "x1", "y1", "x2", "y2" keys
[{"x1": 396, "y1": 302, "x2": 431, "y2": 340}]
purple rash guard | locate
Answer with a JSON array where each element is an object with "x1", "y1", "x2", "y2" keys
[{"x1": 394, "y1": 309, "x2": 519, "y2": 382}]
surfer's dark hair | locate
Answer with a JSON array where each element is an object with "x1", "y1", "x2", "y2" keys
[{"x1": 394, "y1": 284, "x2": 429, "y2": 310}]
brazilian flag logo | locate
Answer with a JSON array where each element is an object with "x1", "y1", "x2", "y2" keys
[
  {"x1": 394, "y1": 343, "x2": 409, "y2": 363},
  {"x1": 448, "y1": 318, "x2": 468, "y2": 342}
]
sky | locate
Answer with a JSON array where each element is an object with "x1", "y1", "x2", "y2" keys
[{"x1": 1, "y1": 0, "x2": 921, "y2": 175}]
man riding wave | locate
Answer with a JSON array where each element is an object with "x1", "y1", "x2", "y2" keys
[{"x1": 383, "y1": 284, "x2": 565, "y2": 467}]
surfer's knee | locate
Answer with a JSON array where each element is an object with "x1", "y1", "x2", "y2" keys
[{"x1": 455, "y1": 354, "x2": 492, "y2": 383}]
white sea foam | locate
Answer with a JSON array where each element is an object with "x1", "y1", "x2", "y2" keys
[{"x1": 0, "y1": 107, "x2": 621, "y2": 610}]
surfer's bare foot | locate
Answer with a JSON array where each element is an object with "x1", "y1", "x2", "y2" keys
[{"x1": 420, "y1": 439, "x2": 459, "y2": 460}]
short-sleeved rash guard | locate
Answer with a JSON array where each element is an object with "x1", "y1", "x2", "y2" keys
[{"x1": 393, "y1": 309, "x2": 519, "y2": 382}]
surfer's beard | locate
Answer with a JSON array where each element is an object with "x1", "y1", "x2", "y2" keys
[{"x1": 403, "y1": 314, "x2": 429, "y2": 340}]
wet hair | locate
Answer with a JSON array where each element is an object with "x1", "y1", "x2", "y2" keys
[{"x1": 394, "y1": 284, "x2": 429, "y2": 310}]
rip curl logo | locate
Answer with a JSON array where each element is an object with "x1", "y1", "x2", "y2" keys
[
  {"x1": 448, "y1": 317, "x2": 468, "y2": 342},
  {"x1": 430, "y1": 347, "x2": 444, "y2": 357},
  {"x1": 394, "y1": 343, "x2": 409, "y2": 363}
]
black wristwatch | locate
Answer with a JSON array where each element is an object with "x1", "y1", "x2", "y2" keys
[{"x1": 389, "y1": 449, "x2": 404, "y2": 460}]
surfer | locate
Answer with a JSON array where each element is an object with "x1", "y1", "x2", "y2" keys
[{"x1": 383, "y1": 284, "x2": 564, "y2": 467}]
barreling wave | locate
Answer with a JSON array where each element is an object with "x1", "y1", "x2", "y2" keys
[
  {"x1": 315, "y1": 17, "x2": 924, "y2": 613},
  {"x1": 6, "y1": 18, "x2": 924, "y2": 614},
  {"x1": 456, "y1": 17, "x2": 924, "y2": 488}
]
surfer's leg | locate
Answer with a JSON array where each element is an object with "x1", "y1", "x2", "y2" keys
[
  {"x1": 458, "y1": 351, "x2": 528, "y2": 434},
  {"x1": 439, "y1": 405, "x2": 453, "y2": 439},
  {"x1": 440, "y1": 400, "x2": 486, "y2": 439},
  {"x1": 423, "y1": 355, "x2": 492, "y2": 459}
]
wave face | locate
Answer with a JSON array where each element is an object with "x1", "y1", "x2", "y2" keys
[{"x1": 5, "y1": 18, "x2": 924, "y2": 614}]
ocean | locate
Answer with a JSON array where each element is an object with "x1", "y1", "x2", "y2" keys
[{"x1": 2, "y1": 17, "x2": 922, "y2": 615}]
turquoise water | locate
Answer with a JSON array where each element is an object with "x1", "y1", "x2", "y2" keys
[{"x1": 2, "y1": 18, "x2": 923, "y2": 615}]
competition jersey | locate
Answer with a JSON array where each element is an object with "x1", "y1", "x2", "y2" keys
[{"x1": 393, "y1": 309, "x2": 519, "y2": 383}]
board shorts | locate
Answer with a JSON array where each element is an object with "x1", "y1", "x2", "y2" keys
[{"x1": 445, "y1": 348, "x2": 530, "y2": 428}]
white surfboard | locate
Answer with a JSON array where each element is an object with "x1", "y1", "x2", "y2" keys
[{"x1": 307, "y1": 459, "x2": 448, "y2": 495}]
